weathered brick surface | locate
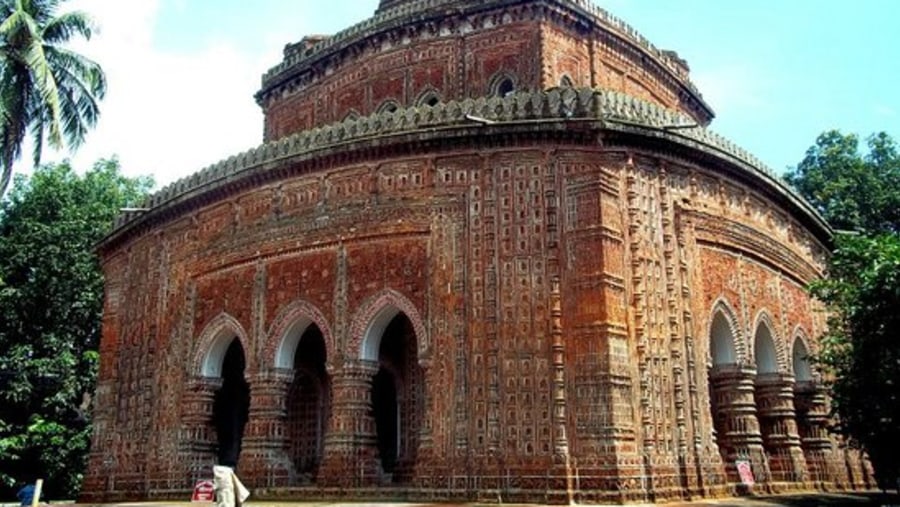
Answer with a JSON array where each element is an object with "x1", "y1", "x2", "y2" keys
[
  {"x1": 82, "y1": 1, "x2": 875, "y2": 504},
  {"x1": 257, "y1": 0, "x2": 713, "y2": 141}
]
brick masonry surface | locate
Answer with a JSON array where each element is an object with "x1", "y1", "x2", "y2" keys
[{"x1": 82, "y1": 0, "x2": 874, "y2": 504}]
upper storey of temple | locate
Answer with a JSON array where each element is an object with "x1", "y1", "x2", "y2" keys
[
  {"x1": 377, "y1": 0, "x2": 412, "y2": 11},
  {"x1": 256, "y1": 0, "x2": 714, "y2": 142}
]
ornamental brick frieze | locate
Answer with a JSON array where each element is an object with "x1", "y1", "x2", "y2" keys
[
  {"x1": 692, "y1": 212, "x2": 824, "y2": 285},
  {"x1": 673, "y1": 195, "x2": 730, "y2": 497},
  {"x1": 103, "y1": 88, "x2": 828, "y2": 256}
]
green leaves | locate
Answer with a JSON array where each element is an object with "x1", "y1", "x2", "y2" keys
[
  {"x1": 0, "y1": 415, "x2": 92, "y2": 496},
  {"x1": 789, "y1": 131, "x2": 900, "y2": 489},
  {"x1": 785, "y1": 130, "x2": 900, "y2": 234},
  {"x1": 811, "y1": 233, "x2": 900, "y2": 488},
  {"x1": 0, "y1": 159, "x2": 151, "y2": 499},
  {"x1": 0, "y1": 0, "x2": 105, "y2": 197}
]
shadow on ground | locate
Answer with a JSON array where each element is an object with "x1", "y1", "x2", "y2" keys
[{"x1": 691, "y1": 492, "x2": 900, "y2": 507}]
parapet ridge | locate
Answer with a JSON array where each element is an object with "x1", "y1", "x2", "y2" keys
[{"x1": 116, "y1": 88, "x2": 812, "y2": 239}]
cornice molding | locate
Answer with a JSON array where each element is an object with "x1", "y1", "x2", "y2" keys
[
  {"x1": 100, "y1": 87, "x2": 829, "y2": 255},
  {"x1": 691, "y1": 211, "x2": 826, "y2": 286}
]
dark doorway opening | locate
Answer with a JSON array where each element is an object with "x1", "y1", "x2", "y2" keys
[
  {"x1": 372, "y1": 368, "x2": 399, "y2": 473},
  {"x1": 369, "y1": 313, "x2": 422, "y2": 482},
  {"x1": 213, "y1": 338, "x2": 250, "y2": 468},
  {"x1": 287, "y1": 324, "x2": 329, "y2": 481}
]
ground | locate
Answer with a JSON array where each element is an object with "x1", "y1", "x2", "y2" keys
[{"x1": 6, "y1": 492, "x2": 899, "y2": 507}]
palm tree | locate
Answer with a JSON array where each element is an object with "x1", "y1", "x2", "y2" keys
[{"x1": 0, "y1": 0, "x2": 105, "y2": 197}]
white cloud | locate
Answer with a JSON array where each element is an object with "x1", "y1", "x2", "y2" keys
[{"x1": 41, "y1": 0, "x2": 273, "y2": 188}]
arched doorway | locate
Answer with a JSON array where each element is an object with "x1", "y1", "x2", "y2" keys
[
  {"x1": 212, "y1": 338, "x2": 251, "y2": 468},
  {"x1": 286, "y1": 324, "x2": 329, "y2": 481},
  {"x1": 754, "y1": 323, "x2": 778, "y2": 374},
  {"x1": 754, "y1": 322, "x2": 807, "y2": 483},
  {"x1": 368, "y1": 312, "x2": 423, "y2": 482},
  {"x1": 709, "y1": 310, "x2": 737, "y2": 461},
  {"x1": 753, "y1": 321, "x2": 782, "y2": 479},
  {"x1": 372, "y1": 367, "x2": 399, "y2": 473},
  {"x1": 792, "y1": 339, "x2": 812, "y2": 383},
  {"x1": 706, "y1": 306, "x2": 769, "y2": 484},
  {"x1": 793, "y1": 337, "x2": 829, "y2": 482}
]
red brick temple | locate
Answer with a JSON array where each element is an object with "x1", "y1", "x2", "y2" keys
[{"x1": 83, "y1": 0, "x2": 874, "y2": 503}]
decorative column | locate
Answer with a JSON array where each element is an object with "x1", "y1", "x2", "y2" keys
[
  {"x1": 709, "y1": 364, "x2": 769, "y2": 485},
  {"x1": 843, "y1": 447, "x2": 868, "y2": 490},
  {"x1": 239, "y1": 368, "x2": 294, "y2": 487},
  {"x1": 793, "y1": 381, "x2": 836, "y2": 486},
  {"x1": 550, "y1": 278, "x2": 570, "y2": 459},
  {"x1": 755, "y1": 373, "x2": 808, "y2": 485},
  {"x1": 80, "y1": 381, "x2": 118, "y2": 502},
  {"x1": 177, "y1": 376, "x2": 221, "y2": 487},
  {"x1": 550, "y1": 278, "x2": 575, "y2": 504},
  {"x1": 317, "y1": 360, "x2": 380, "y2": 486},
  {"x1": 410, "y1": 358, "x2": 434, "y2": 485}
]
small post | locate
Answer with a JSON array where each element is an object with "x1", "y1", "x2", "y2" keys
[{"x1": 31, "y1": 479, "x2": 43, "y2": 507}]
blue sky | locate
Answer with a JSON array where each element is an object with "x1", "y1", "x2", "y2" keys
[{"x1": 47, "y1": 0, "x2": 898, "y2": 188}]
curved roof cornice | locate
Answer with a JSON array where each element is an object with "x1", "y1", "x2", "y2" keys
[{"x1": 101, "y1": 87, "x2": 829, "y2": 253}]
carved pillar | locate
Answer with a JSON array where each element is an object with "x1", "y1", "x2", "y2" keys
[
  {"x1": 239, "y1": 368, "x2": 294, "y2": 487},
  {"x1": 843, "y1": 447, "x2": 868, "y2": 490},
  {"x1": 709, "y1": 364, "x2": 769, "y2": 485},
  {"x1": 318, "y1": 360, "x2": 380, "y2": 486},
  {"x1": 177, "y1": 376, "x2": 221, "y2": 487},
  {"x1": 411, "y1": 358, "x2": 434, "y2": 484},
  {"x1": 81, "y1": 381, "x2": 118, "y2": 501},
  {"x1": 793, "y1": 381, "x2": 836, "y2": 486},
  {"x1": 860, "y1": 452, "x2": 877, "y2": 489},
  {"x1": 550, "y1": 278, "x2": 575, "y2": 504},
  {"x1": 754, "y1": 373, "x2": 808, "y2": 485}
]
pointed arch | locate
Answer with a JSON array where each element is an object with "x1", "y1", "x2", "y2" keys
[
  {"x1": 708, "y1": 298, "x2": 742, "y2": 365},
  {"x1": 349, "y1": 289, "x2": 428, "y2": 363},
  {"x1": 415, "y1": 88, "x2": 441, "y2": 108},
  {"x1": 791, "y1": 324, "x2": 818, "y2": 356},
  {"x1": 266, "y1": 299, "x2": 334, "y2": 370},
  {"x1": 488, "y1": 71, "x2": 517, "y2": 97},
  {"x1": 343, "y1": 109, "x2": 361, "y2": 122},
  {"x1": 193, "y1": 312, "x2": 250, "y2": 378},
  {"x1": 791, "y1": 329, "x2": 814, "y2": 382},
  {"x1": 752, "y1": 310, "x2": 782, "y2": 373},
  {"x1": 376, "y1": 99, "x2": 400, "y2": 114}
]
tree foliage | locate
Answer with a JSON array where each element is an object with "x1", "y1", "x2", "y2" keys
[
  {"x1": 810, "y1": 234, "x2": 900, "y2": 488},
  {"x1": 0, "y1": 160, "x2": 151, "y2": 499},
  {"x1": 788, "y1": 130, "x2": 900, "y2": 489},
  {"x1": 786, "y1": 130, "x2": 900, "y2": 234},
  {"x1": 0, "y1": 0, "x2": 107, "y2": 197}
]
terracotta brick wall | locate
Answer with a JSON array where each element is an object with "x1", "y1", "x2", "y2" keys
[
  {"x1": 85, "y1": 140, "x2": 848, "y2": 502},
  {"x1": 260, "y1": 3, "x2": 711, "y2": 141}
]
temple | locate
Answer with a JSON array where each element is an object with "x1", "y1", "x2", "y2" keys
[{"x1": 83, "y1": 0, "x2": 873, "y2": 503}]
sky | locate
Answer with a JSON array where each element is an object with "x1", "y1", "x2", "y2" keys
[{"x1": 27, "y1": 0, "x2": 900, "y2": 190}]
